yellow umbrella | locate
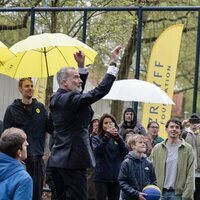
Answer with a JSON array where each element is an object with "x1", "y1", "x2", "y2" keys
[
  {"x1": 0, "y1": 41, "x2": 15, "y2": 64},
  {"x1": 0, "y1": 33, "x2": 97, "y2": 78}
]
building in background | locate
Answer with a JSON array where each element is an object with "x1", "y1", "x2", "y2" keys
[
  {"x1": 172, "y1": 91, "x2": 183, "y2": 118},
  {"x1": 0, "y1": 75, "x2": 20, "y2": 120}
]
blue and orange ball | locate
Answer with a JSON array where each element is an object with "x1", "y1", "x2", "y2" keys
[{"x1": 142, "y1": 185, "x2": 161, "y2": 200}]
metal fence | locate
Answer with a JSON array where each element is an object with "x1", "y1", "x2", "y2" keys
[{"x1": 0, "y1": 6, "x2": 199, "y2": 114}]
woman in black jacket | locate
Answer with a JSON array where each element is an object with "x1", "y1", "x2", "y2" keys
[{"x1": 92, "y1": 113, "x2": 128, "y2": 200}]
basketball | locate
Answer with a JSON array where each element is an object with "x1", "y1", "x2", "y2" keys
[{"x1": 142, "y1": 185, "x2": 161, "y2": 200}]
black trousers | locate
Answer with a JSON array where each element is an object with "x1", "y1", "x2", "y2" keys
[
  {"x1": 94, "y1": 181, "x2": 120, "y2": 200},
  {"x1": 46, "y1": 159, "x2": 57, "y2": 200},
  {"x1": 194, "y1": 177, "x2": 200, "y2": 200},
  {"x1": 51, "y1": 167, "x2": 87, "y2": 200},
  {"x1": 26, "y1": 156, "x2": 45, "y2": 200}
]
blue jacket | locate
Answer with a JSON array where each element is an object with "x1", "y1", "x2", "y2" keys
[
  {"x1": 3, "y1": 99, "x2": 52, "y2": 156},
  {"x1": 49, "y1": 73, "x2": 116, "y2": 169},
  {"x1": 118, "y1": 152, "x2": 156, "y2": 200},
  {"x1": 92, "y1": 134, "x2": 128, "y2": 182},
  {"x1": 0, "y1": 152, "x2": 33, "y2": 200}
]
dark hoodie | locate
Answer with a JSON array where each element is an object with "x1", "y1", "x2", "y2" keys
[
  {"x1": 118, "y1": 151, "x2": 156, "y2": 200},
  {"x1": 3, "y1": 99, "x2": 50, "y2": 156},
  {"x1": 119, "y1": 108, "x2": 146, "y2": 137},
  {"x1": 0, "y1": 152, "x2": 33, "y2": 200}
]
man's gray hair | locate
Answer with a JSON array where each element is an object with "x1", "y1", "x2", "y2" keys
[{"x1": 57, "y1": 67, "x2": 75, "y2": 86}]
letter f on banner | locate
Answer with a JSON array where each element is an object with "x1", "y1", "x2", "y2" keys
[{"x1": 141, "y1": 24, "x2": 184, "y2": 139}]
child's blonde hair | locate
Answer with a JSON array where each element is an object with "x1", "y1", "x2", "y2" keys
[{"x1": 127, "y1": 134, "x2": 145, "y2": 150}]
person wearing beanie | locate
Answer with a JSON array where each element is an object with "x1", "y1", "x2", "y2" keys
[{"x1": 119, "y1": 107, "x2": 146, "y2": 139}]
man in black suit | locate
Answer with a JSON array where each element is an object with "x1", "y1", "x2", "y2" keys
[{"x1": 48, "y1": 46, "x2": 121, "y2": 200}]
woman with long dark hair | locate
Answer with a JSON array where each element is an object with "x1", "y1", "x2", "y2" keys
[{"x1": 92, "y1": 113, "x2": 128, "y2": 200}]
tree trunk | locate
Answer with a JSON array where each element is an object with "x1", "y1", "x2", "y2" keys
[
  {"x1": 45, "y1": 76, "x2": 54, "y2": 107},
  {"x1": 111, "y1": 24, "x2": 137, "y2": 123},
  {"x1": 44, "y1": 0, "x2": 58, "y2": 108}
]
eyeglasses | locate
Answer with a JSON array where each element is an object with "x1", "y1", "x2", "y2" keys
[{"x1": 149, "y1": 126, "x2": 159, "y2": 129}]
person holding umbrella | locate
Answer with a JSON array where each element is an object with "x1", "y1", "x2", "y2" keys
[{"x1": 48, "y1": 45, "x2": 122, "y2": 200}]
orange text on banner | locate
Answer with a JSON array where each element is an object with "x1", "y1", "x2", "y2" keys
[{"x1": 141, "y1": 24, "x2": 184, "y2": 139}]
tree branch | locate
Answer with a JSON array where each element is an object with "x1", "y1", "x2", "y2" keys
[
  {"x1": 145, "y1": 11, "x2": 191, "y2": 24},
  {"x1": 142, "y1": 26, "x2": 197, "y2": 44},
  {"x1": 0, "y1": 0, "x2": 42, "y2": 31},
  {"x1": 174, "y1": 87, "x2": 198, "y2": 94}
]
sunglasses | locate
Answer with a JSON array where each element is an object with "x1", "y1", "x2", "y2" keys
[{"x1": 149, "y1": 126, "x2": 159, "y2": 129}]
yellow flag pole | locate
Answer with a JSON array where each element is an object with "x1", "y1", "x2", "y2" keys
[{"x1": 141, "y1": 24, "x2": 184, "y2": 138}]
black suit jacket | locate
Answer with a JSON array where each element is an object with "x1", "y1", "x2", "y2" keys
[{"x1": 49, "y1": 73, "x2": 115, "y2": 169}]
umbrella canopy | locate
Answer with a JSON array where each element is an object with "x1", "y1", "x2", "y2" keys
[
  {"x1": 103, "y1": 79, "x2": 174, "y2": 104},
  {"x1": 0, "y1": 33, "x2": 97, "y2": 78},
  {"x1": 0, "y1": 41, "x2": 15, "y2": 64}
]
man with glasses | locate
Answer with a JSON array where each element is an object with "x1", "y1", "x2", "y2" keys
[{"x1": 150, "y1": 118, "x2": 195, "y2": 200}]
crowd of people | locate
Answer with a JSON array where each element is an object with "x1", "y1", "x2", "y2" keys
[{"x1": 0, "y1": 46, "x2": 199, "y2": 200}]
